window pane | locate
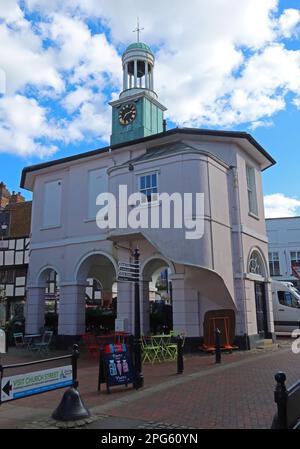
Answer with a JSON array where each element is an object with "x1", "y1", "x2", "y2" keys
[
  {"x1": 146, "y1": 175, "x2": 151, "y2": 188},
  {"x1": 43, "y1": 180, "x2": 62, "y2": 227},
  {"x1": 278, "y1": 291, "x2": 285, "y2": 305},
  {"x1": 152, "y1": 174, "x2": 157, "y2": 187},
  {"x1": 284, "y1": 292, "x2": 293, "y2": 307},
  {"x1": 140, "y1": 176, "x2": 145, "y2": 189},
  {"x1": 246, "y1": 165, "x2": 258, "y2": 215}
]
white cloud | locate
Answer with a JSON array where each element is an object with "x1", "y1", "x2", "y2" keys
[
  {"x1": 278, "y1": 8, "x2": 300, "y2": 38},
  {"x1": 249, "y1": 120, "x2": 274, "y2": 131},
  {"x1": 0, "y1": 95, "x2": 58, "y2": 157},
  {"x1": 0, "y1": 0, "x2": 24, "y2": 24},
  {"x1": 0, "y1": 0, "x2": 299, "y2": 158},
  {"x1": 264, "y1": 193, "x2": 300, "y2": 218}
]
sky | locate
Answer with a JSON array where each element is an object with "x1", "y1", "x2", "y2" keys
[{"x1": 0, "y1": 0, "x2": 300, "y2": 218}]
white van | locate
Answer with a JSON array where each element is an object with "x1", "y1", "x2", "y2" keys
[{"x1": 272, "y1": 280, "x2": 300, "y2": 335}]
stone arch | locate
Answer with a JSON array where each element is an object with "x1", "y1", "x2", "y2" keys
[
  {"x1": 74, "y1": 251, "x2": 118, "y2": 283},
  {"x1": 36, "y1": 264, "x2": 62, "y2": 287},
  {"x1": 140, "y1": 255, "x2": 175, "y2": 335},
  {"x1": 141, "y1": 254, "x2": 175, "y2": 280},
  {"x1": 247, "y1": 247, "x2": 268, "y2": 279}
]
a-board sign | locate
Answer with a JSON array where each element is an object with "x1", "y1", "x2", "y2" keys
[
  {"x1": 0, "y1": 329, "x2": 6, "y2": 354},
  {"x1": 0, "y1": 365, "x2": 73, "y2": 403},
  {"x1": 118, "y1": 261, "x2": 139, "y2": 282},
  {"x1": 98, "y1": 343, "x2": 134, "y2": 393}
]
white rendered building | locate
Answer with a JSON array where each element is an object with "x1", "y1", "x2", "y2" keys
[
  {"x1": 266, "y1": 217, "x2": 300, "y2": 289},
  {"x1": 21, "y1": 40, "x2": 276, "y2": 349}
]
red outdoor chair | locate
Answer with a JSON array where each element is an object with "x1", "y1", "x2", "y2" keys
[{"x1": 81, "y1": 333, "x2": 99, "y2": 360}]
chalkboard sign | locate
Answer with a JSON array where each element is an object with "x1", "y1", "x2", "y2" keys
[{"x1": 98, "y1": 343, "x2": 134, "y2": 393}]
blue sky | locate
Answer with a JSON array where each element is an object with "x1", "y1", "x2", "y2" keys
[{"x1": 0, "y1": 0, "x2": 300, "y2": 217}]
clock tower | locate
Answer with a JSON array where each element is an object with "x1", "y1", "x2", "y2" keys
[{"x1": 110, "y1": 40, "x2": 167, "y2": 146}]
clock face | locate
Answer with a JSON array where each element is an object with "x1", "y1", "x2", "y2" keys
[{"x1": 119, "y1": 103, "x2": 137, "y2": 125}]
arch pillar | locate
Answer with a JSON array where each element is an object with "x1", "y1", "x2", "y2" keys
[
  {"x1": 116, "y1": 280, "x2": 134, "y2": 333},
  {"x1": 170, "y1": 273, "x2": 200, "y2": 337},
  {"x1": 140, "y1": 278, "x2": 150, "y2": 335},
  {"x1": 58, "y1": 283, "x2": 86, "y2": 336},
  {"x1": 25, "y1": 286, "x2": 45, "y2": 334}
]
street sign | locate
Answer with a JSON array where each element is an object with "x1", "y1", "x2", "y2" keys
[
  {"x1": 0, "y1": 365, "x2": 73, "y2": 402},
  {"x1": 98, "y1": 343, "x2": 134, "y2": 393},
  {"x1": 118, "y1": 261, "x2": 139, "y2": 282}
]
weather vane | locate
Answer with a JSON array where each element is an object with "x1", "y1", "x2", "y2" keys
[{"x1": 133, "y1": 17, "x2": 144, "y2": 43}]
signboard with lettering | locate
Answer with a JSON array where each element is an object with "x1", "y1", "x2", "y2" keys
[
  {"x1": 0, "y1": 365, "x2": 73, "y2": 403},
  {"x1": 98, "y1": 343, "x2": 134, "y2": 393},
  {"x1": 118, "y1": 262, "x2": 139, "y2": 282}
]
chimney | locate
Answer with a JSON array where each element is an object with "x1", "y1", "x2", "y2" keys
[
  {"x1": 0, "y1": 182, "x2": 11, "y2": 209},
  {"x1": 9, "y1": 191, "x2": 25, "y2": 204}
]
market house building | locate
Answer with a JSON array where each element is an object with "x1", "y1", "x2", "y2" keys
[{"x1": 21, "y1": 40, "x2": 276, "y2": 349}]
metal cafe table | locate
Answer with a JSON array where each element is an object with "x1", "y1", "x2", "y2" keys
[
  {"x1": 24, "y1": 333, "x2": 42, "y2": 350},
  {"x1": 146, "y1": 334, "x2": 177, "y2": 361}
]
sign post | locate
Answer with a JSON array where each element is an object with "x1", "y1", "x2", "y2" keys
[
  {"x1": 117, "y1": 253, "x2": 143, "y2": 389},
  {"x1": 133, "y1": 248, "x2": 143, "y2": 389}
]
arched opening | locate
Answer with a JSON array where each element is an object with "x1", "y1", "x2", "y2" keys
[
  {"x1": 248, "y1": 249, "x2": 267, "y2": 278},
  {"x1": 37, "y1": 267, "x2": 60, "y2": 334},
  {"x1": 248, "y1": 248, "x2": 269, "y2": 338},
  {"x1": 142, "y1": 257, "x2": 174, "y2": 335},
  {"x1": 76, "y1": 253, "x2": 117, "y2": 334}
]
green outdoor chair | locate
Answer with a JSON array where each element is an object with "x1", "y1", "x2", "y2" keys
[
  {"x1": 141, "y1": 336, "x2": 161, "y2": 364},
  {"x1": 30, "y1": 331, "x2": 53, "y2": 356}
]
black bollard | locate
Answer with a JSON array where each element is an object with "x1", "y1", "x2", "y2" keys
[
  {"x1": 177, "y1": 335, "x2": 184, "y2": 374},
  {"x1": 272, "y1": 371, "x2": 288, "y2": 429},
  {"x1": 52, "y1": 344, "x2": 90, "y2": 422},
  {"x1": 215, "y1": 328, "x2": 221, "y2": 364}
]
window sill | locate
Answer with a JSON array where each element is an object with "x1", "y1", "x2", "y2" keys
[
  {"x1": 132, "y1": 201, "x2": 160, "y2": 210},
  {"x1": 248, "y1": 212, "x2": 260, "y2": 221},
  {"x1": 40, "y1": 225, "x2": 61, "y2": 231}
]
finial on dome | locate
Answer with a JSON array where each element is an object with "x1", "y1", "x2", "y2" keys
[{"x1": 132, "y1": 17, "x2": 144, "y2": 43}]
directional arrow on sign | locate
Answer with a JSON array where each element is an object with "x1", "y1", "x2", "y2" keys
[{"x1": 2, "y1": 380, "x2": 12, "y2": 397}]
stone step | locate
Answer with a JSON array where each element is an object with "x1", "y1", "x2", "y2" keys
[{"x1": 256, "y1": 339, "x2": 278, "y2": 350}]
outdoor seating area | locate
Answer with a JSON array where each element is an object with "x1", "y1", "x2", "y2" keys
[
  {"x1": 80, "y1": 330, "x2": 184, "y2": 364},
  {"x1": 13, "y1": 330, "x2": 53, "y2": 356},
  {"x1": 141, "y1": 331, "x2": 185, "y2": 364},
  {"x1": 80, "y1": 331, "x2": 131, "y2": 360}
]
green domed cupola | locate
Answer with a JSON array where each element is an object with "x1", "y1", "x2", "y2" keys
[
  {"x1": 125, "y1": 42, "x2": 154, "y2": 55},
  {"x1": 109, "y1": 21, "x2": 167, "y2": 146}
]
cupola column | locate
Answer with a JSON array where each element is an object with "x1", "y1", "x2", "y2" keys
[
  {"x1": 150, "y1": 68, "x2": 154, "y2": 91},
  {"x1": 134, "y1": 59, "x2": 138, "y2": 88},
  {"x1": 123, "y1": 63, "x2": 128, "y2": 90},
  {"x1": 145, "y1": 61, "x2": 149, "y2": 89}
]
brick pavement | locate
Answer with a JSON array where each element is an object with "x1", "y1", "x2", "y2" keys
[{"x1": 0, "y1": 339, "x2": 297, "y2": 429}]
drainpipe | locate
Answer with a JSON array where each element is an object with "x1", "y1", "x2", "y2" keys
[{"x1": 230, "y1": 166, "x2": 250, "y2": 350}]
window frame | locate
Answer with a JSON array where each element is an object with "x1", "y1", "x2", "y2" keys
[
  {"x1": 137, "y1": 171, "x2": 159, "y2": 204},
  {"x1": 246, "y1": 164, "x2": 258, "y2": 216},
  {"x1": 42, "y1": 179, "x2": 62, "y2": 229},
  {"x1": 269, "y1": 252, "x2": 280, "y2": 276}
]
